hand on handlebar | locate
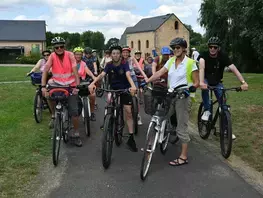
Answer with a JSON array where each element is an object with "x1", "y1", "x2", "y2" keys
[
  {"x1": 88, "y1": 83, "x2": 96, "y2": 94},
  {"x1": 189, "y1": 86, "x2": 197, "y2": 93},
  {"x1": 200, "y1": 82, "x2": 208, "y2": 90},
  {"x1": 241, "y1": 82, "x2": 248, "y2": 91},
  {"x1": 129, "y1": 86, "x2": 137, "y2": 96}
]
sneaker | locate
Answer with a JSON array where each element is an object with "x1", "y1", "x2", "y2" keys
[
  {"x1": 91, "y1": 113, "x2": 96, "y2": 121},
  {"x1": 232, "y1": 134, "x2": 236, "y2": 140},
  {"x1": 137, "y1": 115, "x2": 143, "y2": 125},
  {"x1": 94, "y1": 104, "x2": 98, "y2": 110},
  {"x1": 201, "y1": 111, "x2": 211, "y2": 121},
  {"x1": 71, "y1": 132, "x2": 82, "y2": 147},
  {"x1": 126, "y1": 135, "x2": 138, "y2": 152},
  {"x1": 49, "y1": 118, "x2": 55, "y2": 129}
]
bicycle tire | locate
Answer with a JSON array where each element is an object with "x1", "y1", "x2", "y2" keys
[
  {"x1": 83, "y1": 97, "x2": 91, "y2": 137},
  {"x1": 160, "y1": 119, "x2": 171, "y2": 155},
  {"x1": 33, "y1": 91, "x2": 43, "y2": 123},
  {"x1": 114, "y1": 106, "x2": 123, "y2": 146},
  {"x1": 53, "y1": 115, "x2": 62, "y2": 166},
  {"x1": 102, "y1": 114, "x2": 114, "y2": 169},
  {"x1": 96, "y1": 86, "x2": 104, "y2": 97},
  {"x1": 132, "y1": 96, "x2": 139, "y2": 135},
  {"x1": 62, "y1": 109, "x2": 69, "y2": 144},
  {"x1": 197, "y1": 102, "x2": 211, "y2": 139},
  {"x1": 140, "y1": 122, "x2": 159, "y2": 181},
  {"x1": 220, "y1": 110, "x2": 232, "y2": 159}
]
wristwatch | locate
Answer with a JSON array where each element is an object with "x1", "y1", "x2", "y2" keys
[{"x1": 241, "y1": 80, "x2": 246, "y2": 85}]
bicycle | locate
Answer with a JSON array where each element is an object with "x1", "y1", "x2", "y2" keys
[
  {"x1": 78, "y1": 79, "x2": 92, "y2": 137},
  {"x1": 140, "y1": 84, "x2": 189, "y2": 180},
  {"x1": 47, "y1": 85, "x2": 74, "y2": 166},
  {"x1": 27, "y1": 72, "x2": 50, "y2": 123},
  {"x1": 197, "y1": 86, "x2": 242, "y2": 159},
  {"x1": 99, "y1": 88, "x2": 129, "y2": 169}
]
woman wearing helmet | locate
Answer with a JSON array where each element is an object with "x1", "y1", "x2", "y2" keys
[
  {"x1": 145, "y1": 37, "x2": 199, "y2": 166},
  {"x1": 122, "y1": 46, "x2": 148, "y2": 125},
  {"x1": 73, "y1": 47, "x2": 97, "y2": 121},
  {"x1": 100, "y1": 49, "x2": 112, "y2": 70},
  {"x1": 83, "y1": 47, "x2": 98, "y2": 76},
  {"x1": 89, "y1": 44, "x2": 138, "y2": 152}
]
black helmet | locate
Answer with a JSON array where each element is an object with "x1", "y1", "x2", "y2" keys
[
  {"x1": 51, "y1": 37, "x2": 65, "y2": 45},
  {"x1": 104, "y1": 49, "x2": 110, "y2": 54},
  {"x1": 109, "y1": 43, "x2": 122, "y2": 53},
  {"x1": 208, "y1": 37, "x2": 221, "y2": 46},
  {"x1": 42, "y1": 50, "x2": 51, "y2": 56},
  {"x1": 84, "y1": 47, "x2": 92, "y2": 54},
  {"x1": 170, "y1": 37, "x2": 187, "y2": 49}
]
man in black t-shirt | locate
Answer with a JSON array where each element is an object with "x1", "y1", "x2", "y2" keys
[{"x1": 198, "y1": 37, "x2": 248, "y2": 140}]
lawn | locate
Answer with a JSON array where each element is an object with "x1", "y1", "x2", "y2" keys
[
  {"x1": 190, "y1": 72, "x2": 263, "y2": 172},
  {"x1": 0, "y1": 66, "x2": 33, "y2": 82},
  {"x1": 0, "y1": 82, "x2": 50, "y2": 197}
]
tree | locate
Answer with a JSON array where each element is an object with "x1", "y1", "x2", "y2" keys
[
  {"x1": 90, "y1": 31, "x2": 105, "y2": 50},
  {"x1": 69, "y1": 33, "x2": 81, "y2": 49},
  {"x1": 105, "y1": 37, "x2": 119, "y2": 49},
  {"x1": 46, "y1": 31, "x2": 54, "y2": 47},
  {"x1": 81, "y1": 31, "x2": 93, "y2": 47}
]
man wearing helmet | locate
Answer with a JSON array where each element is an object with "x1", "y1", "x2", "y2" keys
[
  {"x1": 83, "y1": 47, "x2": 98, "y2": 76},
  {"x1": 191, "y1": 47, "x2": 199, "y2": 61},
  {"x1": 41, "y1": 37, "x2": 82, "y2": 147},
  {"x1": 88, "y1": 44, "x2": 138, "y2": 152},
  {"x1": 145, "y1": 37, "x2": 199, "y2": 166},
  {"x1": 198, "y1": 37, "x2": 248, "y2": 139}
]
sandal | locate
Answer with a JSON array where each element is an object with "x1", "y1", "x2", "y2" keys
[{"x1": 169, "y1": 157, "x2": 188, "y2": 166}]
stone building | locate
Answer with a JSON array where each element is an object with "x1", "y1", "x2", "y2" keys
[{"x1": 119, "y1": 13, "x2": 190, "y2": 58}]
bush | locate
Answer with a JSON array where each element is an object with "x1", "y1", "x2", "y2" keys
[{"x1": 16, "y1": 53, "x2": 41, "y2": 64}]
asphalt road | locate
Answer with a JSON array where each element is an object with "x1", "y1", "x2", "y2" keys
[{"x1": 48, "y1": 98, "x2": 262, "y2": 198}]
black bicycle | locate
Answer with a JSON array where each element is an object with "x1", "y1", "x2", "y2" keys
[
  {"x1": 197, "y1": 86, "x2": 242, "y2": 159},
  {"x1": 28, "y1": 72, "x2": 50, "y2": 123},
  {"x1": 131, "y1": 96, "x2": 139, "y2": 135},
  {"x1": 47, "y1": 85, "x2": 74, "y2": 166},
  {"x1": 99, "y1": 88, "x2": 129, "y2": 169}
]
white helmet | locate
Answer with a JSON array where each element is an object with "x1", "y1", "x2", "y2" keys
[{"x1": 191, "y1": 47, "x2": 196, "y2": 51}]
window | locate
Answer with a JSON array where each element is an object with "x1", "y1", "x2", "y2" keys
[
  {"x1": 138, "y1": 40, "x2": 141, "y2": 51},
  {"x1": 174, "y1": 21, "x2": 179, "y2": 30},
  {"x1": 146, "y1": 40, "x2": 149, "y2": 48},
  {"x1": 131, "y1": 41, "x2": 134, "y2": 48}
]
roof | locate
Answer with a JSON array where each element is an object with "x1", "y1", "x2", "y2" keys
[
  {"x1": 126, "y1": 13, "x2": 174, "y2": 34},
  {"x1": 119, "y1": 27, "x2": 133, "y2": 46},
  {"x1": 0, "y1": 20, "x2": 46, "y2": 41}
]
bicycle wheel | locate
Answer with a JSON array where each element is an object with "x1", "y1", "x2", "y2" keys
[
  {"x1": 160, "y1": 119, "x2": 171, "y2": 155},
  {"x1": 83, "y1": 97, "x2": 91, "y2": 137},
  {"x1": 102, "y1": 114, "x2": 114, "y2": 169},
  {"x1": 132, "y1": 96, "x2": 139, "y2": 135},
  {"x1": 140, "y1": 122, "x2": 159, "y2": 181},
  {"x1": 53, "y1": 114, "x2": 62, "y2": 166},
  {"x1": 62, "y1": 108, "x2": 69, "y2": 144},
  {"x1": 220, "y1": 110, "x2": 232, "y2": 159},
  {"x1": 33, "y1": 91, "x2": 43, "y2": 123},
  {"x1": 114, "y1": 106, "x2": 124, "y2": 146},
  {"x1": 197, "y1": 102, "x2": 211, "y2": 139}
]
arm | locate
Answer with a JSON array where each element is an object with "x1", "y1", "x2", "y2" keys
[
  {"x1": 199, "y1": 58, "x2": 207, "y2": 89},
  {"x1": 85, "y1": 66, "x2": 96, "y2": 80},
  {"x1": 132, "y1": 57, "x2": 147, "y2": 79},
  {"x1": 91, "y1": 72, "x2": 106, "y2": 85},
  {"x1": 146, "y1": 67, "x2": 168, "y2": 83},
  {"x1": 126, "y1": 71, "x2": 136, "y2": 89},
  {"x1": 69, "y1": 52, "x2": 80, "y2": 85},
  {"x1": 152, "y1": 62, "x2": 157, "y2": 74},
  {"x1": 192, "y1": 70, "x2": 199, "y2": 88},
  {"x1": 100, "y1": 57, "x2": 105, "y2": 69},
  {"x1": 41, "y1": 55, "x2": 53, "y2": 86},
  {"x1": 93, "y1": 62, "x2": 98, "y2": 75},
  {"x1": 228, "y1": 64, "x2": 248, "y2": 90},
  {"x1": 28, "y1": 60, "x2": 41, "y2": 74}
]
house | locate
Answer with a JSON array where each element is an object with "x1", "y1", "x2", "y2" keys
[
  {"x1": 0, "y1": 20, "x2": 46, "y2": 63},
  {"x1": 119, "y1": 13, "x2": 190, "y2": 58}
]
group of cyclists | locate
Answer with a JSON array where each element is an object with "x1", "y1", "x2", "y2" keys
[{"x1": 28, "y1": 35, "x2": 248, "y2": 166}]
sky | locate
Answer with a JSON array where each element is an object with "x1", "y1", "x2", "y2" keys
[{"x1": 0, "y1": 0, "x2": 205, "y2": 42}]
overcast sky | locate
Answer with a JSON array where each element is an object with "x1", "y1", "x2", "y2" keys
[{"x1": 0, "y1": 0, "x2": 204, "y2": 41}]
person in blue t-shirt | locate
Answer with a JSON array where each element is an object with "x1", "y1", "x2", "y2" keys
[
  {"x1": 89, "y1": 44, "x2": 138, "y2": 152},
  {"x1": 83, "y1": 47, "x2": 98, "y2": 76}
]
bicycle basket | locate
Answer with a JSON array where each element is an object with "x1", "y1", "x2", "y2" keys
[
  {"x1": 49, "y1": 88, "x2": 69, "y2": 101},
  {"x1": 31, "y1": 72, "x2": 42, "y2": 85},
  {"x1": 143, "y1": 88, "x2": 156, "y2": 115},
  {"x1": 78, "y1": 82, "x2": 90, "y2": 97}
]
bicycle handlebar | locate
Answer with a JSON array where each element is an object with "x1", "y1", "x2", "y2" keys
[
  {"x1": 208, "y1": 86, "x2": 242, "y2": 92},
  {"x1": 96, "y1": 88, "x2": 130, "y2": 93}
]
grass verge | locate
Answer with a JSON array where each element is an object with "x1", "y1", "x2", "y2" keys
[
  {"x1": 0, "y1": 67, "x2": 33, "y2": 82},
  {"x1": 0, "y1": 83, "x2": 50, "y2": 197},
  {"x1": 190, "y1": 72, "x2": 263, "y2": 172}
]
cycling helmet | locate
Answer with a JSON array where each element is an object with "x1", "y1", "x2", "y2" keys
[
  {"x1": 208, "y1": 37, "x2": 221, "y2": 46},
  {"x1": 134, "y1": 50, "x2": 141, "y2": 54},
  {"x1": 161, "y1": 46, "x2": 170, "y2": 55},
  {"x1": 41, "y1": 50, "x2": 51, "y2": 56},
  {"x1": 170, "y1": 37, "x2": 187, "y2": 49},
  {"x1": 109, "y1": 43, "x2": 122, "y2": 53},
  {"x1": 122, "y1": 46, "x2": 131, "y2": 52},
  {"x1": 84, "y1": 47, "x2": 92, "y2": 54},
  {"x1": 191, "y1": 47, "x2": 196, "y2": 50},
  {"x1": 92, "y1": 49, "x2": 96, "y2": 53},
  {"x1": 73, "y1": 47, "x2": 84, "y2": 53},
  {"x1": 104, "y1": 49, "x2": 110, "y2": 54},
  {"x1": 51, "y1": 37, "x2": 65, "y2": 45}
]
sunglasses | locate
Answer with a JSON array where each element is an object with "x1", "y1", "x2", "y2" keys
[
  {"x1": 171, "y1": 46, "x2": 181, "y2": 50},
  {"x1": 209, "y1": 46, "x2": 218, "y2": 50},
  {"x1": 54, "y1": 46, "x2": 65, "y2": 50},
  {"x1": 43, "y1": 54, "x2": 50, "y2": 57}
]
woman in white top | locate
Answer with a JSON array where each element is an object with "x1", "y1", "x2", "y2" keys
[
  {"x1": 100, "y1": 50, "x2": 112, "y2": 70},
  {"x1": 27, "y1": 50, "x2": 51, "y2": 75}
]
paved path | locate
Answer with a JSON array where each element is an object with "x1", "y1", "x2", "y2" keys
[
  {"x1": 43, "y1": 98, "x2": 262, "y2": 198},
  {"x1": 0, "y1": 64, "x2": 34, "y2": 67}
]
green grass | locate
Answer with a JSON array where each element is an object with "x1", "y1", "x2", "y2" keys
[
  {"x1": 190, "y1": 72, "x2": 263, "y2": 172},
  {"x1": 0, "y1": 66, "x2": 33, "y2": 82},
  {"x1": 0, "y1": 83, "x2": 50, "y2": 197}
]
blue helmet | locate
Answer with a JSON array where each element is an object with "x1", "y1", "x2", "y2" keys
[{"x1": 161, "y1": 46, "x2": 170, "y2": 55}]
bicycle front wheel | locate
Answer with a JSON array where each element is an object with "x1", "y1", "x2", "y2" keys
[
  {"x1": 33, "y1": 91, "x2": 43, "y2": 123},
  {"x1": 197, "y1": 102, "x2": 211, "y2": 139},
  {"x1": 140, "y1": 122, "x2": 159, "y2": 181},
  {"x1": 132, "y1": 96, "x2": 139, "y2": 135},
  {"x1": 83, "y1": 97, "x2": 91, "y2": 137},
  {"x1": 53, "y1": 114, "x2": 62, "y2": 166},
  {"x1": 102, "y1": 114, "x2": 114, "y2": 169},
  {"x1": 220, "y1": 110, "x2": 232, "y2": 159},
  {"x1": 114, "y1": 106, "x2": 124, "y2": 146}
]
